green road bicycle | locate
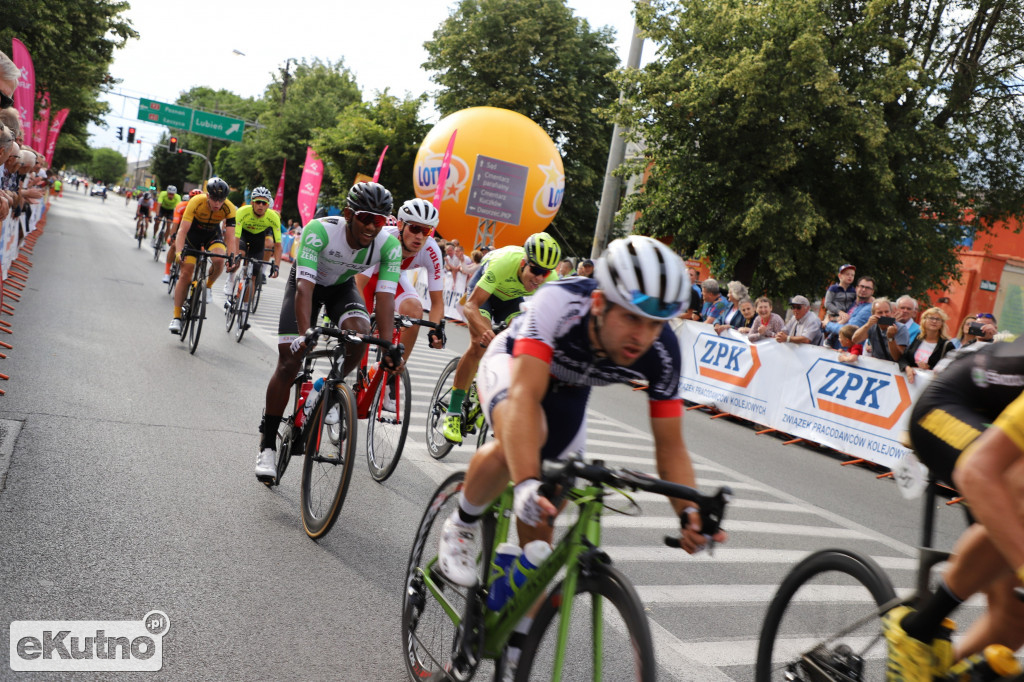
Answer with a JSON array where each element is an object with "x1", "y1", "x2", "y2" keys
[{"x1": 402, "y1": 455, "x2": 731, "y2": 681}]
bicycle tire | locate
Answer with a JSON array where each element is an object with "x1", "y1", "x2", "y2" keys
[
  {"x1": 178, "y1": 281, "x2": 194, "y2": 343},
  {"x1": 402, "y1": 471, "x2": 494, "y2": 682},
  {"x1": 234, "y1": 277, "x2": 250, "y2": 343},
  {"x1": 167, "y1": 262, "x2": 179, "y2": 295},
  {"x1": 152, "y1": 224, "x2": 165, "y2": 261},
  {"x1": 299, "y1": 382, "x2": 357, "y2": 539},
  {"x1": 188, "y1": 279, "x2": 206, "y2": 355},
  {"x1": 426, "y1": 356, "x2": 460, "y2": 460},
  {"x1": 366, "y1": 366, "x2": 411, "y2": 482},
  {"x1": 273, "y1": 419, "x2": 298, "y2": 487},
  {"x1": 755, "y1": 549, "x2": 897, "y2": 682},
  {"x1": 136, "y1": 219, "x2": 144, "y2": 249},
  {"x1": 514, "y1": 564, "x2": 655, "y2": 682},
  {"x1": 251, "y1": 274, "x2": 263, "y2": 315},
  {"x1": 224, "y1": 278, "x2": 237, "y2": 333}
]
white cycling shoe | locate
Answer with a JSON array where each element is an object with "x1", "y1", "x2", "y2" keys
[
  {"x1": 437, "y1": 513, "x2": 481, "y2": 587},
  {"x1": 255, "y1": 448, "x2": 277, "y2": 483},
  {"x1": 168, "y1": 318, "x2": 181, "y2": 334}
]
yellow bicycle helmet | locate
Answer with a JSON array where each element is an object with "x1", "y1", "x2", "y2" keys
[{"x1": 524, "y1": 232, "x2": 562, "y2": 271}]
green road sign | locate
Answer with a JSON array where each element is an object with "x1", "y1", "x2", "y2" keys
[
  {"x1": 136, "y1": 98, "x2": 245, "y2": 142},
  {"x1": 191, "y1": 110, "x2": 244, "y2": 142},
  {"x1": 138, "y1": 98, "x2": 193, "y2": 129}
]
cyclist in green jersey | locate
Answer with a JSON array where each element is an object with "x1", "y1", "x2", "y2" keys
[
  {"x1": 155, "y1": 185, "x2": 181, "y2": 238},
  {"x1": 224, "y1": 186, "x2": 282, "y2": 305},
  {"x1": 442, "y1": 233, "x2": 561, "y2": 443}
]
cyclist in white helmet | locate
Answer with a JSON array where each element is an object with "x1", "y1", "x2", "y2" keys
[{"x1": 434, "y1": 235, "x2": 726, "y2": 671}]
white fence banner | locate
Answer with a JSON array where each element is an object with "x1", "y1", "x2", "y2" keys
[{"x1": 673, "y1": 320, "x2": 932, "y2": 469}]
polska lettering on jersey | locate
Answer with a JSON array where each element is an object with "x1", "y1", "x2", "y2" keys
[
  {"x1": 692, "y1": 332, "x2": 762, "y2": 388},
  {"x1": 806, "y1": 358, "x2": 912, "y2": 428}
]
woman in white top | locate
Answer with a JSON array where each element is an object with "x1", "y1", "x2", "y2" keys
[{"x1": 898, "y1": 306, "x2": 954, "y2": 383}]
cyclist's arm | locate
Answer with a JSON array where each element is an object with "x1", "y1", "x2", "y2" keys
[
  {"x1": 175, "y1": 219, "x2": 192, "y2": 255},
  {"x1": 954, "y1": 408, "x2": 1024, "y2": 582},
  {"x1": 294, "y1": 278, "x2": 315, "y2": 338},
  {"x1": 354, "y1": 273, "x2": 370, "y2": 297},
  {"x1": 463, "y1": 284, "x2": 493, "y2": 340},
  {"x1": 428, "y1": 289, "x2": 444, "y2": 326},
  {"x1": 270, "y1": 242, "x2": 282, "y2": 275}
]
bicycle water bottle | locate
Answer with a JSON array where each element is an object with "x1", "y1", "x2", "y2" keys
[
  {"x1": 509, "y1": 540, "x2": 552, "y2": 596},
  {"x1": 294, "y1": 381, "x2": 313, "y2": 428},
  {"x1": 486, "y1": 543, "x2": 523, "y2": 611},
  {"x1": 301, "y1": 378, "x2": 326, "y2": 425},
  {"x1": 944, "y1": 645, "x2": 1022, "y2": 682}
]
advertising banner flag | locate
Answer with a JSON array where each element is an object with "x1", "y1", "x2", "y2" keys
[
  {"x1": 44, "y1": 108, "x2": 68, "y2": 165},
  {"x1": 432, "y1": 130, "x2": 457, "y2": 210},
  {"x1": 11, "y1": 39, "x2": 36, "y2": 145},
  {"x1": 32, "y1": 93, "x2": 50, "y2": 150},
  {"x1": 372, "y1": 146, "x2": 388, "y2": 183},
  {"x1": 273, "y1": 158, "x2": 287, "y2": 212},
  {"x1": 296, "y1": 147, "x2": 323, "y2": 226}
]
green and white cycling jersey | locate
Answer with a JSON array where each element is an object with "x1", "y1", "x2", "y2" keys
[
  {"x1": 295, "y1": 215, "x2": 402, "y2": 291},
  {"x1": 474, "y1": 245, "x2": 557, "y2": 301}
]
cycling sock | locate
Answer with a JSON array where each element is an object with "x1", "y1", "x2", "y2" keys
[
  {"x1": 206, "y1": 276, "x2": 215, "y2": 289},
  {"x1": 260, "y1": 415, "x2": 282, "y2": 451},
  {"x1": 457, "y1": 494, "x2": 488, "y2": 524},
  {"x1": 173, "y1": 306, "x2": 182, "y2": 318},
  {"x1": 448, "y1": 388, "x2": 467, "y2": 415},
  {"x1": 901, "y1": 579, "x2": 962, "y2": 641},
  {"x1": 164, "y1": 261, "x2": 171, "y2": 274}
]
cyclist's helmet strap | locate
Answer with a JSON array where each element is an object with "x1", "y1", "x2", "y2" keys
[
  {"x1": 595, "y1": 236, "x2": 689, "y2": 320},
  {"x1": 524, "y1": 232, "x2": 561, "y2": 270}
]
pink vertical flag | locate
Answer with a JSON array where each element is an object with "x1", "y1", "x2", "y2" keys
[
  {"x1": 372, "y1": 146, "x2": 388, "y2": 182},
  {"x1": 273, "y1": 158, "x2": 287, "y2": 212},
  {"x1": 32, "y1": 93, "x2": 50, "y2": 151},
  {"x1": 429, "y1": 130, "x2": 457, "y2": 236},
  {"x1": 44, "y1": 109, "x2": 69, "y2": 165},
  {"x1": 296, "y1": 147, "x2": 323, "y2": 226},
  {"x1": 11, "y1": 39, "x2": 36, "y2": 145}
]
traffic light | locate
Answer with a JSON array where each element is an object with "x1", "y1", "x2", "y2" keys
[
  {"x1": 127, "y1": 127, "x2": 136, "y2": 143},
  {"x1": 168, "y1": 136, "x2": 178, "y2": 153},
  {"x1": 116, "y1": 126, "x2": 123, "y2": 141}
]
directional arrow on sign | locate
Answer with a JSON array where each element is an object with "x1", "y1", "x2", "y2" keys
[{"x1": 225, "y1": 123, "x2": 240, "y2": 137}]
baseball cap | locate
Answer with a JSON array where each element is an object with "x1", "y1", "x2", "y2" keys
[
  {"x1": 789, "y1": 295, "x2": 810, "y2": 307},
  {"x1": 580, "y1": 258, "x2": 594, "y2": 267},
  {"x1": 838, "y1": 264, "x2": 856, "y2": 274}
]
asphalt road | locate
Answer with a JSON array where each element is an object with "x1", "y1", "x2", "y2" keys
[{"x1": 0, "y1": 191, "x2": 976, "y2": 680}]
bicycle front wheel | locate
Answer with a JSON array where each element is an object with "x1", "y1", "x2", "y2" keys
[
  {"x1": 136, "y1": 221, "x2": 144, "y2": 248},
  {"x1": 188, "y1": 281, "x2": 206, "y2": 355},
  {"x1": 250, "y1": 271, "x2": 264, "y2": 315},
  {"x1": 515, "y1": 564, "x2": 655, "y2": 682},
  {"x1": 167, "y1": 263, "x2": 179, "y2": 295},
  {"x1": 366, "y1": 366, "x2": 411, "y2": 482},
  {"x1": 152, "y1": 226, "x2": 165, "y2": 261},
  {"x1": 299, "y1": 383, "x2": 357, "y2": 539},
  {"x1": 755, "y1": 549, "x2": 897, "y2": 682},
  {"x1": 234, "y1": 278, "x2": 250, "y2": 342},
  {"x1": 224, "y1": 281, "x2": 237, "y2": 332},
  {"x1": 425, "y1": 356, "x2": 460, "y2": 460},
  {"x1": 402, "y1": 471, "x2": 492, "y2": 682}
]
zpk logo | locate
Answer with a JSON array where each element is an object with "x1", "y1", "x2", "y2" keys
[
  {"x1": 805, "y1": 359, "x2": 911, "y2": 428},
  {"x1": 691, "y1": 333, "x2": 761, "y2": 387}
]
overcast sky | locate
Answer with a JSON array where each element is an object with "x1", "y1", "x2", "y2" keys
[{"x1": 90, "y1": 0, "x2": 645, "y2": 162}]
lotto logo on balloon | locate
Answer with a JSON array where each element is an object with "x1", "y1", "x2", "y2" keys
[
  {"x1": 414, "y1": 152, "x2": 469, "y2": 203},
  {"x1": 532, "y1": 161, "x2": 564, "y2": 219}
]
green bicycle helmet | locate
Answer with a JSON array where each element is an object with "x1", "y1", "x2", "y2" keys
[{"x1": 524, "y1": 232, "x2": 561, "y2": 270}]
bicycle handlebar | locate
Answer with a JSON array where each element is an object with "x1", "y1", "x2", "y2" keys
[
  {"x1": 303, "y1": 325, "x2": 404, "y2": 365},
  {"x1": 539, "y1": 457, "x2": 731, "y2": 550}
]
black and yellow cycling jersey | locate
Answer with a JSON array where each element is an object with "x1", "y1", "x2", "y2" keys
[{"x1": 181, "y1": 194, "x2": 237, "y2": 231}]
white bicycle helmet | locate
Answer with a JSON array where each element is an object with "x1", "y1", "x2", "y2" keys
[
  {"x1": 397, "y1": 198, "x2": 439, "y2": 228},
  {"x1": 251, "y1": 186, "x2": 273, "y2": 202},
  {"x1": 166, "y1": 185, "x2": 177, "y2": 195},
  {"x1": 594, "y1": 236, "x2": 690, "y2": 320}
]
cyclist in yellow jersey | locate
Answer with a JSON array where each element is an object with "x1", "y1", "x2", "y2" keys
[
  {"x1": 223, "y1": 186, "x2": 281, "y2": 309},
  {"x1": 169, "y1": 178, "x2": 238, "y2": 334}
]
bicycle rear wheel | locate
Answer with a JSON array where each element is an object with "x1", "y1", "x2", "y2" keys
[
  {"x1": 366, "y1": 366, "x2": 411, "y2": 482},
  {"x1": 755, "y1": 549, "x2": 897, "y2": 682},
  {"x1": 425, "y1": 356, "x2": 460, "y2": 459},
  {"x1": 224, "y1": 279, "x2": 237, "y2": 332},
  {"x1": 188, "y1": 280, "x2": 206, "y2": 355},
  {"x1": 402, "y1": 471, "x2": 493, "y2": 682},
  {"x1": 299, "y1": 382, "x2": 357, "y2": 539},
  {"x1": 167, "y1": 262, "x2": 179, "y2": 295},
  {"x1": 251, "y1": 269, "x2": 264, "y2": 314},
  {"x1": 234, "y1": 278, "x2": 251, "y2": 342},
  {"x1": 515, "y1": 564, "x2": 655, "y2": 682},
  {"x1": 152, "y1": 225, "x2": 165, "y2": 261},
  {"x1": 136, "y1": 220, "x2": 144, "y2": 248}
]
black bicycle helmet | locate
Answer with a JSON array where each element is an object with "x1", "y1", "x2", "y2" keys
[
  {"x1": 206, "y1": 176, "x2": 229, "y2": 200},
  {"x1": 346, "y1": 181, "x2": 393, "y2": 215}
]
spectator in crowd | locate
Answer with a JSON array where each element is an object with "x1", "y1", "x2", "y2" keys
[
  {"x1": 576, "y1": 259, "x2": 594, "y2": 277},
  {"x1": 555, "y1": 257, "x2": 575, "y2": 278},
  {"x1": 775, "y1": 295, "x2": 823, "y2": 345},
  {"x1": 745, "y1": 296, "x2": 785, "y2": 342},
  {"x1": 824, "y1": 264, "x2": 857, "y2": 315},
  {"x1": 0, "y1": 126, "x2": 11, "y2": 220},
  {"x1": 680, "y1": 267, "x2": 704, "y2": 320},
  {"x1": 731, "y1": 298, "x2": 757, "y2": 334},
  {"x1": 972, "y1": 311, "x2": 1000, "y2": 340},
  {"x1": 951, "y1": 314, "x2": 978, "y2": 349},
  {"x1": 701, "y1": 278, "x2": 730, "y2": 323},
  {"x1": 822, "y1": 275, "x2": 875, "y2": 341},
  {"x1": 0, "y1": 51, "x2": 18, "y2": 109},
  {"x1": 837, "y1": 324, "x2": 863, "y2": 363},
  {"x1": 461, "y1": 249, "x2": 483, "y2": 279},
  {"x1": 714, "y1": 280, "x2": 750, "y2": 333},
  {"x1": 894, "y1": 295, "x2": 921, "y2": 344},
  {"x1": 0, "y1": 109, "x2": 20, "y2": 142},
  {"x1": 898, "y1": 307, "x2": 954, "y2": 383},
  {"x1": 852, "y1": 297, "x2": 908, "y2": 361}
]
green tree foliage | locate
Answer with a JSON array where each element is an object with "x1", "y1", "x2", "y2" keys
[
  {"x1": 315, "y1": 91, "x2": 431, "y2": 209},
  {"x1": 423, "y1": 0, "x2": 620, "y2": 256},
  {"x1": 88, "y1": 148, "x2": 126, "y2": 185},
  {"x1": 2, "y1": 0, "x2": 136, "y2": 167},
  {"x1": 612, "y1": 0, "x2": 1024, "y2": 299}
]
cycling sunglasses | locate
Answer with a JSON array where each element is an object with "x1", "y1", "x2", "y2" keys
[
  {"x1": 527, "y1": 264, "x2": 550, "y2": 277},
  {"x1": 403, "y1": 223, "x2": 431, "y2": 235},
  {"x1": 0, "y1": 91, "x2": 13, "y2": 110},
  {"x1": 354, "y1": 211, "x2": 388, "y2": 227},
  {"x1": 630, "y1": 291, "x2": 684, "y2": 319},
  {"x1": 975, "y1": 312, "x2": 995, "y2": 320},
  {"x1": 252, "y1": 199, "x2": 269, "y2": 206}
]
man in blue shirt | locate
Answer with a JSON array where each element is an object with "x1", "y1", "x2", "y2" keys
[{"x1": 822, "y1": 276, "x2": 875, "y2": 339}]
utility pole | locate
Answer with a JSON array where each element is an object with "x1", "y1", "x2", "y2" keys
[{"x1": 591, "y1": 11, "x2": 646, "y2": 258}]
